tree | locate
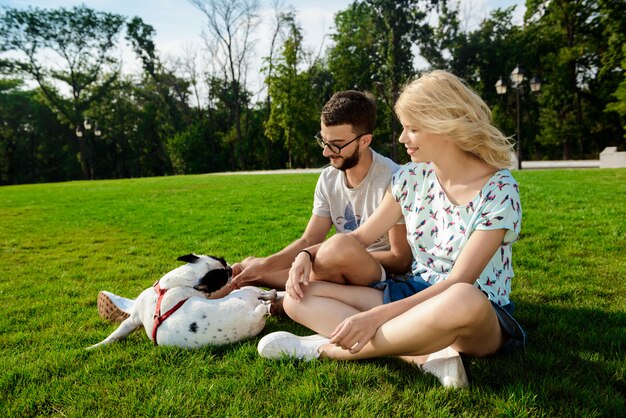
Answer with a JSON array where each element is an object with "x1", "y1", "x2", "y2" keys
[
  {"x1": 525, "y1": 0, "x2": 625, "y2": 159},
  {"x1": 327, "y1": 2, "x2": 379, "y2": 91},
  {"x1": 415, "y1": 1, "x2": 462, "y2": 72},
  {"x1": 261, "y1": 1, "x2": 292, "y2": 168},
  {"x1": 190, "y1": 0, "x2": 260, "y2": 169},
  {"x1": 456, "y1": 7, "x2": 542, "y2": 160},
  {"x1": 0, "y1": 79, "x2": 76, "y2": 184},
  {"x1": 0, "y1": 5, "x2": 157, "y2": 179},
  {"x1": 327, "y1": 0, "x2": 443, "y2": 160},
  {"x1": 606, "y1": 44, "x2": 626, "y2": 140},
  {"x1": 264, "y1": 12, "x2": 323, "y2": 168},
  {"x1": 600, "y1": 0, "x2": 626, "y2": 146}
]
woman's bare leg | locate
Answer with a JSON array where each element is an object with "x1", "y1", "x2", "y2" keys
[
  {"x1": 285, "y1": 281, "x2": 384, "y2": 336},
  {"x1": 285, "y1": 282, "x2": 503, "y2": 359}
]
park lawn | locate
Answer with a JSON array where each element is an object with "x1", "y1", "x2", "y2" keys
[{"x1": 0, "y1": 168, "x2": 624, "y2": 417}]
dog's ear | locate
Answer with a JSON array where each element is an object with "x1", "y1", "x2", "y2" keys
[
  {"x1": 208, "y1": 255, "x2": 228, "y2": 269},
  {"x1": 177, "y1": 254, "x2": 199, "y2": 264}
]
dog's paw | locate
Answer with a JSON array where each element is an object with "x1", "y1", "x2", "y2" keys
[{"x1": 258, "y1": 289, "x2": 277, "y2": 302}]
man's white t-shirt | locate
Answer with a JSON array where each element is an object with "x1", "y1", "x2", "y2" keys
[{"x1": 312, "y1": 149, "x2": 400, "y2": 252}]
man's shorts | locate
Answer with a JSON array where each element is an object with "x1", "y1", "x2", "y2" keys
[{"x1": 369, "y1": 274, "x2": 527, "y2": 352}]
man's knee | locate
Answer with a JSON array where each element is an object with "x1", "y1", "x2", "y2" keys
[
  {"x1": 312, "y1": 235, "x2": 361, "y2": 280},
  {"x1": 317, "y1": 234, "x2": 365, "y2": 263},
  {"x1": 312, "y1": 234, "x2": 380, "y2": 284}
]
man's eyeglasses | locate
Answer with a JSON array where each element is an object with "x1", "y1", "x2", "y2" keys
[{"x1": 315, "y1": 132, "x2": 370, "y2": 154}]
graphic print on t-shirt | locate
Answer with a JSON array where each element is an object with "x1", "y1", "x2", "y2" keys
[{"x1": 336, "y1": 202, "x2": 360, "y2": 231}]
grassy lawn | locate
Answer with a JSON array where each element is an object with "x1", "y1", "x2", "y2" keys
[{"x1": 1, "y1": 169, "x2": 624, "y2": 417}]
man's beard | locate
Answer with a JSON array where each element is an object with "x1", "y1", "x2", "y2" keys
[{"x1": 335, "y1": 144, "x2": 360, "y2": 171}]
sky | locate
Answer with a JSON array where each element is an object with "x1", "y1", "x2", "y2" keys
[{"x1": 1, "y1": 0, "x2": 525, "y2": 97}]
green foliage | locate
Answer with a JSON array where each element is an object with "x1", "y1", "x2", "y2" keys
[
  {"x1": 327, "y1": 2, "x2": 378, "y2": 91},
  {"x1": 326, "y1": 0, "x2": 440, "y2": 161},
  {"x1": 364, "y1": 0, "x2": 438, "y2": 83},
  {"x1": 189, "y1": 0, "x2": 261, "y2": 171},
  {"x1": 0, "y1": 170, "x2": 624, "y2": 416},
  {"x1": 0, "y1": 4, "x2": 159, "y2": 180},
  {"x1": 607, "y1": 73, "x2": 626, "y2": 120},
  {"x1": 524, "y1": 0, "x2": 626, "y2": 158},
  {"x1": 0, "y1": 5, "x2": 126, "y2": 122},
  {"x1": 1, "y1": 1, "x2": 626, "y2": 183},
  {"x1": 126, "y1": 17, "x2": 159, "y2": 76},
  {"x1": 605, "y1": 43, "x2": 626, "y2": 141},
  {"x1": 417, "y1": 1, "x2": 464, "y2": 73},
  {"x1": 264, "y1": 12, "x2": 325, "y2": 168},
  {"x1": 166, "y1": 123, "x2": 208, "y2": 174},
  {"x1": 0, "y1": 79, "x2": 81, "y2": 184}
]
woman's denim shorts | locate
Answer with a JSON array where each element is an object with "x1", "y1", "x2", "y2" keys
[{"x1": 370, "y1": 275, "x2": 527, "y2": 352}]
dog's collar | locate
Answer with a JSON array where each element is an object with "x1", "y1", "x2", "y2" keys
[{"x1": 152, "y1": 281, "x2": 189, "y2": 346}]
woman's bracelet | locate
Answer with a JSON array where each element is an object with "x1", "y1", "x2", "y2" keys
[{"x1": 298, "y1": 249, "x2": 313, "y2": 261}]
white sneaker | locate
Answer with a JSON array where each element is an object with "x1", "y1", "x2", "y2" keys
[
  {"x1": 258, "y1": 331, "x2": 330, "y2": 361},
  {"x1": 421, "y1": 347, "x2": 469, "y2": 389}
]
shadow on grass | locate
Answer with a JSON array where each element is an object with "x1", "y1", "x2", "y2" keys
[
  {"x1": 462, "y1": 302, "x2": 625, "y2": 415},
  {"x1": 78, "y1": 302, "x2": 624, "y2": 416},
  {"x1": 256, "y1": 302, "x2": 624, "y2": 416}
]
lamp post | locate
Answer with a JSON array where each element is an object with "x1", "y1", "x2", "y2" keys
[
  {"x1": 495, "y1": 65, "x2": 541, "y2": 169},
  {"x1": 75, "y1": 118, "x2": 102, "y2": 179}
]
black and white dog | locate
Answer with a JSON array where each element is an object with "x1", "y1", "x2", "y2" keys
[{"x1": 87, "y1": 254, "x2": 277, "y2": 350}]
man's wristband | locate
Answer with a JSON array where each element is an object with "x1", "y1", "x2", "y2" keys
[{"x1": 298, "y1": 249, "x2": 313, "y2": 261}]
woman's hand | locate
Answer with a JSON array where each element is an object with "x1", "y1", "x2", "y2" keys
[
  {"x1": 286, "y1": 252, "x2": 313, "y2": 301},
  {"x1": 330, "y1": 310, "x2": 381, "y2": 354}
]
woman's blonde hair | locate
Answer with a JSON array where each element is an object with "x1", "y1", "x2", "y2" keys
[{"x1": 394, "y1": 70, "x2": 513, "y2": 169}]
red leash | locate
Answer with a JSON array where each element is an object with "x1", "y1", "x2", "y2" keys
[{"x1": 152, "y1": 281, "x2": 189, "y2": 346}]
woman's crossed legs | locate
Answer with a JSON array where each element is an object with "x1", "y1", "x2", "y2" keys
[{"x1": 284, "y1": 280, "x2": 504, "y2": 360}]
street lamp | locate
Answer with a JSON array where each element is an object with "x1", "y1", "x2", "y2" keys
[
  {"x1": 76, "y1": 119, "x2": 101, "y2": 138},
  {"x1": 75, "y1": 118, "x2": 102, "y2": 179},
  {"x1": 495, "y1": 65, "x2": 541, "y2": 170}
]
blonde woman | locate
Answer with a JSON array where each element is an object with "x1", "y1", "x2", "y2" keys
[{"x1": 258, "y1": 70, "x2": 525, "y2": 387}]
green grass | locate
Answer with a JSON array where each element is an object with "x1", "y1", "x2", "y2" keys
[{"x1": 1, "y1": 169, "x2": 624, "y2": 417}]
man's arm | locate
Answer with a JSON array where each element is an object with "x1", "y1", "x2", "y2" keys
[
  {"x1": 368, "y1": 223, "x2": 413, "y2": 274},
  {"x1": 231, "y1": 215, "x2": 332, "y2": 287},
  {"x1": 345, "y1": 190, "x2": 407, "y2": 269},
  {"x1": 261, "y1": 214, "x2": 332, "y2": 271}
]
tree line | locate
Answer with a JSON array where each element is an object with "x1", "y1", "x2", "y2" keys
[{"x1": 1, "y1": 0, "x2": 624, "y2": 185}]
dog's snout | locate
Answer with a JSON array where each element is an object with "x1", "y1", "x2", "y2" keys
[{"x1": 195, "y1": 265, "x2": 232, "y2": 295}]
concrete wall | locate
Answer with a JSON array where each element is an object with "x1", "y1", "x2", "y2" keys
[
  {"x1": 509, "y1": 152, "x2": 600, "y2": 170},
  {"x1": 600, "y1": 147, "x2": 626, "y2": 168},
  {"x1": 507, "y1": 147, "x2": 626, "y2": 170}
]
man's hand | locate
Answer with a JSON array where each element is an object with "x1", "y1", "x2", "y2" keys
[
  {"x1": 230, "y1": 257, "x2": 262, "y2": 288},
  {"x1": 285, "y1": 252, "x2": 313, "y2": 301}
]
